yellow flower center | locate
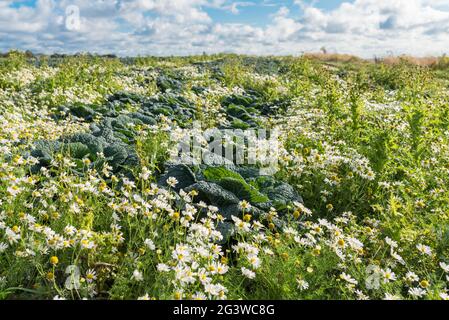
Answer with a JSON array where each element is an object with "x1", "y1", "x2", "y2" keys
[{"x1": 50, "y1": 256, "x2": 59, "y2": 265}]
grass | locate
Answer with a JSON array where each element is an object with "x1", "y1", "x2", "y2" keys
[{"x1": 0, "y1": 51, "x2": 449, "y2": 300}]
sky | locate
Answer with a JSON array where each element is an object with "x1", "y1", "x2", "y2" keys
[{"x1": 1, "y1": 0, "x2": 449, "y2": 57}]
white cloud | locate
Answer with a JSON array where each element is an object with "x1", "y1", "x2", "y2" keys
[
  {"x1": 285, "y1": 0, "x2": 449, "y2": 56},
  {"x1": 265, "y1": 7, "x2": 302, "y2": 41},
  {"x1": 0, "y1": 0, "x2": 449, "y2": 57},
  {"x1": 226, "y1": 1, "x2": 255, "y2": 14}
]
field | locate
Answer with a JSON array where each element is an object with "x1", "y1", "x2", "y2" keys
[{"x1": 1, "y1": 52, "x2": 449, "y2": 300}]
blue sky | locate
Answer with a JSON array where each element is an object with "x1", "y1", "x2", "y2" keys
[
  {"x1": 1, "y1": 0, "x2": 449, "y2": 57},
  {"x1": 9, "y1": 0, "x2": 346, "y2": 12},
  {"x1": 205, "y1": 0, "x2": 345, "y2": 26},
  {"x1": 8, "y1": 0, "x2": 347, "y2": 24},
  {"x1": 9, "y1": 0, "x2": 39, "y2": 8}
]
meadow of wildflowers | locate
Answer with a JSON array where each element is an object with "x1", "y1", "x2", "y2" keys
[{"x1": 1, "y1": 52, "x2": 449, "y2": 300}]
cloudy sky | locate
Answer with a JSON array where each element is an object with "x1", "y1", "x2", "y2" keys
[{"x1": 1, "y1": 0, "x2": 449, "y2": 57}]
